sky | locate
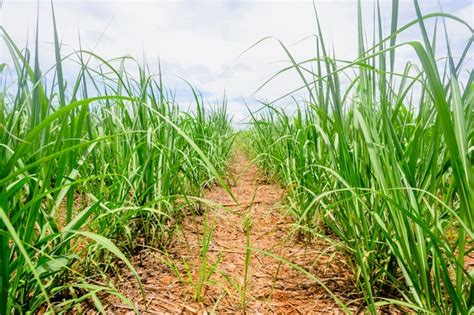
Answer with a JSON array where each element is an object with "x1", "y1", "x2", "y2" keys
[{"x1": 1, "y1": 0, "x2": 473, "y2": 125}]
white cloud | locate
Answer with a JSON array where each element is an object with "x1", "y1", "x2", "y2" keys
[{"x1": 1, "y1": 0, "x2": 472, "y2": 125}]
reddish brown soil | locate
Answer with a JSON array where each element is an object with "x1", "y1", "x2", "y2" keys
[{"x1": 98, "y1": 152, "x2": 357, "y2": 314}]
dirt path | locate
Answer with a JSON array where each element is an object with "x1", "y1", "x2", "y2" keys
[{"x1": 102, "y1": 151, "x2": 357, "y2": 313}]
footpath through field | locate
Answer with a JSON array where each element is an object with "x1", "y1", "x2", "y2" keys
[{"x1": 102, "y1": 151, "x2": 357, "y2": 313}]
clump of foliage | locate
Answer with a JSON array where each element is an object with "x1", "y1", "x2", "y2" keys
[{"x1": 248, "y1": 1, "x2": 473, "y2": 313}]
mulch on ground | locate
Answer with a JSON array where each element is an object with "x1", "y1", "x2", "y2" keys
[{"x1": 96, "y1": 151, "x2": 358, "y2": 314}]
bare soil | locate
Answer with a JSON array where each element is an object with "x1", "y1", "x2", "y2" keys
[{"x1": 97, "y1": 151, "x2": 358, "y2": 314}]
